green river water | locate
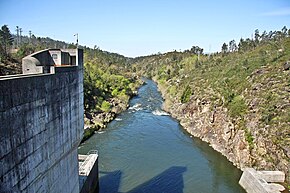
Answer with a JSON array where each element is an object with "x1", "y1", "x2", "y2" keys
[{"x1": 78, "y1": 79, "x2": 246, "y2": 193}]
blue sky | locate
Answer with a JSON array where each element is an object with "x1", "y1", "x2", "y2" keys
[{"x1": 1, "y1": 0, "x2": 290, "y2": 57}]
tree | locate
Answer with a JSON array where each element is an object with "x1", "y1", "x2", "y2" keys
[
  {"x1": 16, "y1": 43, "x2": 35, "y2": 58},
  {"x1": 221, "y1": 43, "x2": 228, "y2": 54},
  {"x1": 268, "y1": 31, "x2": 274, "y2": 39},
  {"x1": 281, "y1": 26, "x2": 287, "y2": 36},
  {"x1": 190, "y1": 45, "x2": 204, "y2": 55},
  {"x1": 229, "y1": 40, "x2": 237, "y2": 52},
  {"x1": 238, "y1": 38, "x2": 255, "y2": 52},
  {"x1": 0, "y1": 25, "x2": 14, "y2": 58},
  {"x1": 238, "y1": 38, "x2": 245, "y2": 52},
  {"x1": 31, "y1": 34, "x2": 36, "y2": 45},
  {"x1": 260, "y1": 30, "x2": 268, "y2": 43},
  {"x1": 254, "y1": 29, "x2": 260, "y2": 45}
]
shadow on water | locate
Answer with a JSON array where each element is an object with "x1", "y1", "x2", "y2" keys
[
  {"x1": 127, "y1": 166, "x2": 187, "y2": 193},
  {"x1": 99, "y1": 166, "x2": 187, "y2": 193},
  {"x1": 83, "y1": 79, "x2": 245, "y2": 193},
  {"x1": 99, "y1": 170, "x2": 122, "y2": 193},
  {"x1": 183, "y1": 129, "x2": 245, "y2": 192}
]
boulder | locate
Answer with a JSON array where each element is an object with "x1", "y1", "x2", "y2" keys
[{"x1": 283, "y1": 61, "x2": 290, "y2": 71}]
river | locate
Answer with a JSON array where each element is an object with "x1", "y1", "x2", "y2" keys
[{"x1": 78, "y1": 79, "x2": 246, "y2": 193}]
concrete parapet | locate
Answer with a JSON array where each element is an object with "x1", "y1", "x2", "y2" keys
[
  {"x1": 22, "y1": 49, "x2": 52, "y2": 74},
  {"x1": 257, "y1": 171, "x2": 285, "y2": 183},
  {"x1": 79, "y1": 150, "x2": 99, "y2": 193},
  {"x1": 22, "y1": 48, "x2": 83, "y2": 75},
  {"x1": 22, "y1": 56, "x2": 44, "y2": 74},
  {"x1": 239, "y1": 168, "x2": 285, "y2": 193}
]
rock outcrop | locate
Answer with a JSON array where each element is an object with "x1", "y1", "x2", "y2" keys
[
  {"x1": 156, "y1": 77, "x2": 289, "y2": 186},
  {"x1": 162, "y1": 93, "x2": 252, "y2": 169},
  {"x1": 84, "y1": 97, "x2": 129, "y2": 131}
]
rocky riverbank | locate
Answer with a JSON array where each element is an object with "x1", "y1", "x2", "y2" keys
[
  {"x1": 82, "y1": 96, "x2": 133, "y2": 142},
  {"x1": 81, "y1": 79, "x2": 144, "y2": 143},
  {"x1": 154, "y1": 77, "x2": 289, "y2": 186}
]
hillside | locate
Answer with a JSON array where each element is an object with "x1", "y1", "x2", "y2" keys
[
  {"x1": 2, "y1": 25, "x2": 289, "y2": 183},
  {"x1": 0, "y1": 32, "x2": 77, "y2": 76},
  {"x1": 82, "y1": 47, "x2": 142, "y2": 141},
  {"x1": 0, "y1": 57, "x2": 22, "y2": 75},
  {"x1": 132, "y1": 29, "x2": 290, "y2": 184},
  {"x1": 0, "y1": 25, "x2": 141, "y2": 141}
]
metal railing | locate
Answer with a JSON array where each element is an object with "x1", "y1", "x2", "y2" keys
[{"x1": 88, "y1": 150, "x2": 98, "y2": 155}]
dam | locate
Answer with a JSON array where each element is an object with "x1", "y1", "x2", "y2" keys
[{"x1": 0, "y1": 49, "x2": 97, "y2": 193}]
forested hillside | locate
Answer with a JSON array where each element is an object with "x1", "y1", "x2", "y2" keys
[
  {"x1": 132, "y1": 27, "x2": 290, "y2": 183},
  {"x1": 1, "y1": 24, "x2": 289, "y2": 183},
  {"x1": 0, "y1": 24, "x2": 141, "y2": 141},
  {"x1": 82, "y1": 48, "x2": 142, "y2": 141}
]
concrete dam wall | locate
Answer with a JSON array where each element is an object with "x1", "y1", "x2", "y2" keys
[{"x1": 0, "y1": 49, "x2": 85, "y2": 192}]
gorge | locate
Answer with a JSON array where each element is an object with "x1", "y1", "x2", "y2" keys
[{"x1": 78, "y1": 79, "x2": 246, "y2": 193}]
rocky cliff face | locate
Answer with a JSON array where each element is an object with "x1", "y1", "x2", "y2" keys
[
  {"x1": 158, "y1": 83, "x2": 251, "y2": 168},
  {"x1": 133, "y1": 33, "x2": 290, "y2": 186},
  {"x1": 155, "y1": 70, "x2": 289, "y2": 184}
]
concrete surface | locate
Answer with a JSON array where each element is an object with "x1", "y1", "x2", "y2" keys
[
  {"x1": 79, "y1": 150, "x2": 99, "y2": 193},
  {"x1": 239, "y1": 168, "x2": 285, "y2": 193},
  {"x1": 0, "y1": 49, "x2": 84, "y2": 193}
]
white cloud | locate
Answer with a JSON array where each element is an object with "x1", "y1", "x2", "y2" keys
[{"x1": 262, "y1": 7, "x2": 290, "y2": 16}]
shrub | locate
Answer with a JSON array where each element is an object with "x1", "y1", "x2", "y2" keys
[
  {"x1": 180, "y1": 85, "x2": 192, "y2": 103},
  {"x1": 245, "y1": 129, "x2": 254, "y2": 150},
  {"x1": 227, "y1": 95, "x2": 247, "y2": 118},
  {"x1": 101, "y1": 101, "x2": 111, "y2": 112},
  {"x1": 111, "y1": 88, "x2": 119, "y2": 97},
  {"x1": 81, "y1": 128, "x2": 95, "y2": 143},
  {"x1": 169, "y1": 85, "x2": 177, "y2": 96}
]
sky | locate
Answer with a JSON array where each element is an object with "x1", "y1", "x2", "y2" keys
[{"x1": 0, "y1": 0, "x2": 290, "y2": 57}]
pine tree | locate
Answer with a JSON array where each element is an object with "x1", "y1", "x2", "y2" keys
[
  {"x1": 221, "y1": 43, "x2": 228, "y2": 54},
  {"x1": 254, "y1": 29, "x2": 260, "y2": 45},
  {"x1": 229, "y1": 40, "x2": 237, "y2": 52},
  {"x1": 0, "y1": 25, "x2": 14, "y2": 58}
]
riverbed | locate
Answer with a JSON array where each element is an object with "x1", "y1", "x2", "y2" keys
[{"x1": 78, "y1": 79, "x2": 245, "y2": 193}]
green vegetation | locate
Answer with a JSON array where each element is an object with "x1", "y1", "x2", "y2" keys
[
  {"x1": 81, "y1": 127, "x2": 95, "y2": 143},
  {"x1": 0, "y1": 24, "x2": 141, "y2": 142},
  {"x1": 132, "y1": 26, "x2": 290, "y2": 153},
  {"x1": 81, "y1": 47, "x2": 142, "y2": 140},
  {"x1": 0, "y1": 25, "x2": 14, "y2": 59},
  {"x1": 0, "y1": 24, "x2": 78, "y2": 75},
  {"x1": 180, "y1": 85, "x2": 192, "y2": 103},
  {"x1": 83, "y1": 47, "x2": 140, "y2": 114},
  {"x1": 227, "y1": 95, "x2": 247, "y2": 118},
  {"x1": 1, "y1": 24, "x2": 289, "y2": 159},
  {"x1": 245, "y1": 129, "x2": 254, "y2": 150},
  {"x1": 0, "y1": 25, "x2": 22, "y2": 75}
]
